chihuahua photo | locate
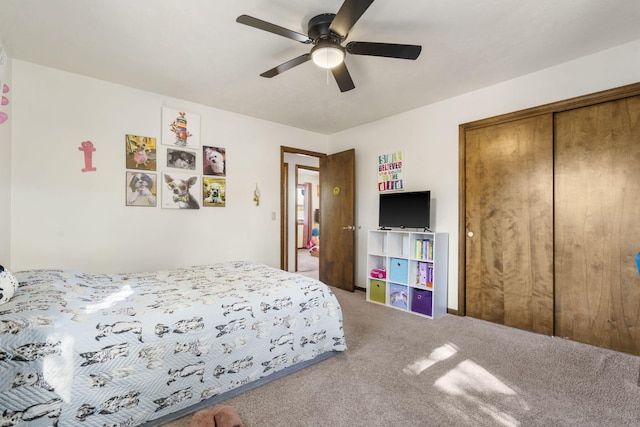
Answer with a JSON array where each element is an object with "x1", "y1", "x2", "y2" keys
[
  {"x1": 125, "y1": 134, "x2": 156, "y2": 170},
  {"x1": 131, "y1": 141, "x2": 149, "y2": 168},
  {"x1": 163, "y1": 173, "x2": 200, "y2": 209}
]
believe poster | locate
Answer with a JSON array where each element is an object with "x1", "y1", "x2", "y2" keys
[{"x1": 378, "y1": 151, "x2": 403, "y2": 192}]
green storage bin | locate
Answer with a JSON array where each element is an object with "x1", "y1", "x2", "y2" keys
[{"x1": 370, "y1": 279, "x2": 386, "y2": 304}]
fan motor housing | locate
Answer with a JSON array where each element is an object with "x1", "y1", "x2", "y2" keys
[{"x1": 308, "y1": 13, "x2": 340, "y2": 41}]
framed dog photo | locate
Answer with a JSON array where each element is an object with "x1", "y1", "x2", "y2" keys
[
  {"x1": 203, "y1": 177, "x2": 226, "y2": 207},
  {"x1": 167, "y1": 148, "x2": 196, "y2": 170},
  {"x1": 161, "y1": 172, "x2": 201, "y2": 210},
  {"x1": 161, "y1": 107, "x2": 200, "y2": 150},
  {"x1": 125, "y1": 134, "x2": 157, "y2": 171},
  {"x1": 126, "y1": 171, "x2": 157, "y2": 207},
  {"x1": 203, "y1": 146, "x2": 226, "y2": 176}
]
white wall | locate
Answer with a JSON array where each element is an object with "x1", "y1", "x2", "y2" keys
[
  {"x1": 0, "y1": 43, "x2": 11, "y2": 268},
  {"x1": 8, "y1": 38, "x2": 640, "y2": 307},
  {"x1": 9, "y1": 60, "x2": 328, "y2": 273},
  {"x1": 330, "y1": 38, "x2": 640, "y2": 310}
]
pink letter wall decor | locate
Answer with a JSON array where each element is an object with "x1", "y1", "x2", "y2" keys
[
  {"x1": 0, "y1": 84, "x2": 8, "y2": 125},
  {"x1": 79, "y1": 140, "x2": 97, "y2": 172}
]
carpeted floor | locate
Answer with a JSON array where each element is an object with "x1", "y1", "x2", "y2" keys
[
  {"x1": 162, "y1": 288, "x2": 640, "y2": 427},
  {"x1": 296, "y1": 248, "x2": 318, "y2": 280}
]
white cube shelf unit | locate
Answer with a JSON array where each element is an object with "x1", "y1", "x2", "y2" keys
[{"x1": 366, "y1": 229, "x2": 448, "y2": 319}]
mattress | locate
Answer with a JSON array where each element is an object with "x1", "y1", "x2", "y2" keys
[{"x1": 0, "y1": 261, "x2": 346, "y2": 426}]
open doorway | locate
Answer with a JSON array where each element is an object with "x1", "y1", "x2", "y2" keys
[
  {"x1": 281, "y1": 147, "x2": 324, "y2": 278},
  {"x1": 281, "y1": 146, "x2": 356, "y2": 291},
  {"x1": 296, "y1": 166, "x2": 320, "y2": 280}
]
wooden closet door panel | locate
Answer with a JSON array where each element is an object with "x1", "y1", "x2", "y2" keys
[
  {"x1": 555, "y1": 95, "x2": 640, "y2": 355},
  {"x1": 465, "y1": 115, "x2": 554, "y2": 335}
]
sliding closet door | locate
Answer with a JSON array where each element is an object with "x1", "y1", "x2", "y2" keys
[
  {"x1": 555, "y1": 95, "x2": 640, "y2": 355},
  {"x1": 465, "y1": 115, "x2": 554, "y2": 335}
]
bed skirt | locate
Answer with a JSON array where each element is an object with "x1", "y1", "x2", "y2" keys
[{"x1": 141, "y1": 350, "x2": 339, "y2": 426}]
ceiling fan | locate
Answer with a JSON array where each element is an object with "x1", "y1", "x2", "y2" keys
[{"x1": 236, "y1": 0, "x2": 422, "y2": 92}]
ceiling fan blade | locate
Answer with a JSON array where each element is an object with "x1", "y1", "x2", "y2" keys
[
  {"x1": 237, "y1": 15, "x2": 312, "y2": 44},
  {"x1": 331, "y1": 62, "x2": 356, "y2": 92},
  {"x1": 260, "y1": 54, "x2": 311, "y2": 78},
  {"x1": 346, "y1": 41, "x2": 422, "y2": 60},
  {"x1": 329, "y1": 0, "x2": 375, "y2": 38}
]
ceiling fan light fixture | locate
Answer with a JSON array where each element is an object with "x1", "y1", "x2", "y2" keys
[{"x1": 311, "y1": 42, "x2": 345, "y2": 69}]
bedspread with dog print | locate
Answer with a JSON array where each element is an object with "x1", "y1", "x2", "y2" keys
[{"x1": 0, "y1": 261, "x2": 346, "y2": 426}]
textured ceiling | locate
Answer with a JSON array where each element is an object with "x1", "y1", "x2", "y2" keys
[{"x1": 1, "y1": 0, "x2": 640, "y2": 134}]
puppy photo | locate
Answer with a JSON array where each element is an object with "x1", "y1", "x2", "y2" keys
[
  {"x1": 162, "y1": 172, "x2": 200, "y2": 209},
  {"x1": 205, "y1": 182, "x2": 222, "y2": 204},
  {"x1": 126, "y1": 172, "x2": 157, "y2": 207},
  {"x1": 167, "y1": 148, "x2": 196, "y2": 170},
  {"x1": 125, "y1": 134, "x2": 156, "y2": 170},
  {"x1": 203, "y1": 177, "x2": 226, "y2": 207},
  {"x1": 203, "y1": 146, "x2": 226, "y2": 176}
]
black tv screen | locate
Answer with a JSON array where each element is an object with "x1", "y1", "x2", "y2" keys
[{"x1": 379, "y1": 191, "x2": 431, "y2": 230}]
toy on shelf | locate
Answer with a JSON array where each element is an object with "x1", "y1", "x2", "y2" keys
[{"x1": 370, "y1": 268, "x2": 386, "y2": 279}]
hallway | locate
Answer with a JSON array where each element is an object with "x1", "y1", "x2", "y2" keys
[{"x1": 297, "y1": 248, "x2": 318, "y2": 280}]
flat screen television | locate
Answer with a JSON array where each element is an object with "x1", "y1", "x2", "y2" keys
[{"x1": 379, "y1": 191, "x2": 431, "y2": 230}]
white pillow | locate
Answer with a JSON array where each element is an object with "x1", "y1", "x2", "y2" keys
[{"x1": 0, "y1": 265, "x2": 18, "y2": 305}]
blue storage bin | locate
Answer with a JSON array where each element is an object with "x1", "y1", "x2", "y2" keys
[{"x1": 389, "y1": 258, "x2": 408, "y2": 283}]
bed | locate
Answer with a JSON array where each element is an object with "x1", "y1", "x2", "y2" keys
[{"x1": 0, "y1": 261, "x2": 346, "y2": 426}]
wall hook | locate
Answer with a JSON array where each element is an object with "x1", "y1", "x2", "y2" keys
[{"x1": 253, "y1": 183, "x2": 260, "y2": 206}]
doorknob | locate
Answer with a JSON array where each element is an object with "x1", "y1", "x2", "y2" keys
[
  {"x1": 342, "y1": 225, "x2": 355, "y2": 231},
  {"x1": 467, "y1": 231, "x2": 474, "y2": 237}
]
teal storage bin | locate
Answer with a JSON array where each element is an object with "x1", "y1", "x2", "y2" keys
[{"x1": 389, "y1": 258, "x2": 408, "y2": 283}]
